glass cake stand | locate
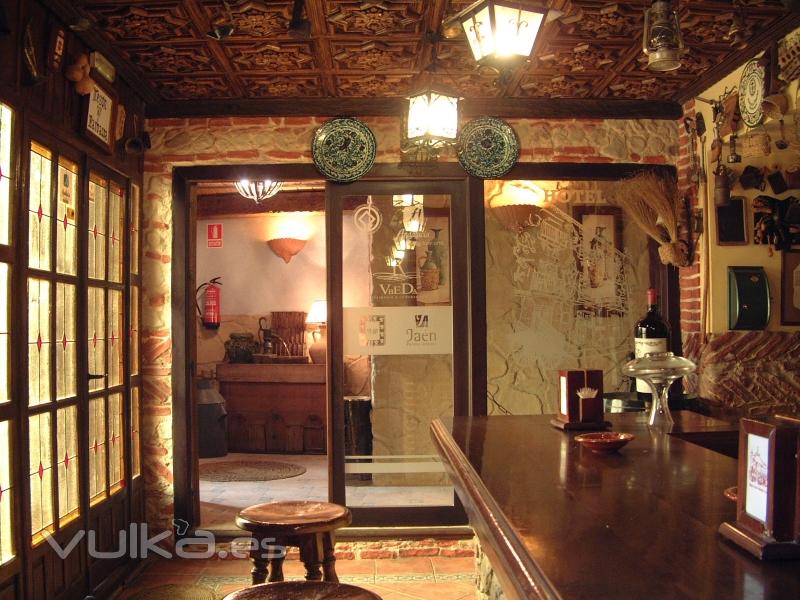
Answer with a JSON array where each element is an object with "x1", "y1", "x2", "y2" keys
[{"x1": 622, "y1": 352, "x2": 696, "y2": 429}]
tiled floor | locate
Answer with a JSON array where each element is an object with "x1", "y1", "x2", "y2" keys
[
  {"x1": 118, "y1": 555, "x2": 477, "y2": 599},
  {"x1": 200, "y1": 454, "x2": 454, "y2": 529}
]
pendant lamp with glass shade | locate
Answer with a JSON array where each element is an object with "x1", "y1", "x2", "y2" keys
[{"x1": 234, "y1": 179, "x2": 283, "y2": 204}]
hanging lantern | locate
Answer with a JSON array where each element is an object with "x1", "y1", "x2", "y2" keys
[
  {"x1": 402, "y1": 205, "x2": 426, "y2": 233},
  {"x1": 451, "y1": 1, "x2": 546, "y2": 71},
  {"x1": 642, "y1": 1, "x2": 684, "y2": 72},
  {"x1": 402, "y1": 81, "x2": 460, "y2": 163},
  {"x1": 234, "y1": 179, "x2": 283, "y2": 204}
]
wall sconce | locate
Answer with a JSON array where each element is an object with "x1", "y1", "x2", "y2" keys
[
  {"x1": 235, "y1": 179, "x2": 282, "y2": 204},
  {"x1": 265, "y1": 214, "x2": 311, "y2": 263},
  {"x1": 401, "y1": 81, "x2": 460, "y2": 163},
  {"x1": 446, "y1": 1, "x2": 546, "y2": 75},
  {"x1": 487, "y1": 180, "x2": 547, "y2": 233},
  {"x1": 642, "y1": 0, "x2": 684, "y2": 72},
  {"x1": 306, "y1": 300, "x2": 327, "y2": 364}
]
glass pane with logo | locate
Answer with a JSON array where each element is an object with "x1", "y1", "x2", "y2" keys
[
  {"x1": 108, "y1": 393, "x2": 124, "y2": 494},
  {"x1": 56, "y1": 282, "x2": 77, "y2": 401},
  {"x1": 0, "y1": 103, "x2": 12, "y2": 245},
  {"x1": 28, "y1": 278, "x2": 52, "y2": 407},
  {"x1": 29, "y1": 412, "x2": 54, "y2": 543},
  {"x1": 342, "y1": 194, "x2": 454, "y2": 508},
  {"x1": 0, "y1": 264, "x2": 8, "y2": 405},
  {"x1": 131, "y1": 387, "x2": 141, "y2": 478},
  {"x1": 130, "y1": 184, "x2": 140, "y2": 274},
  {"x1": 29, "y1": 143, "x2": 53, "y2": 271},
  {"x1": 0, "y1": 420, "x2": 13, "y2": 564},
  {"x1": 88, "y1": 397, "x2": 107, "y2": 505},
  {"x1": 88, "y1": 174, "x2": 107, "y2": 281},
  {"x1": 108, "y1": 183, "x2": 123, "y2": 284},
  {"x1": 56, "y1": 405, "x2": 79, "y2": 526},
  {"x1": 56, "y1": 158, "x2": 79, "y2": 276},
  {"x1": 130, "y1": 285, "x2": 140, "y2": 376},
  {"x1": 107, "y1": 289, "x2": 123, "y2": 387},
  {"x1": 87, "y1": 287, "x2": 106, "y2": 392}
]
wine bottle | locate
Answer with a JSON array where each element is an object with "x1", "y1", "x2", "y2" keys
[{"x1": 634, "y1": 288, "x2": 670, "y2": 403}]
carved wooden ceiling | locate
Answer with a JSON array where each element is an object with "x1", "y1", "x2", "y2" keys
[{"x1": 62, "y1": 0, "x2": 798, "y2": 116}]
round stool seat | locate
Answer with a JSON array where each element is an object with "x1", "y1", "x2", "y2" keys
[
  {"x1": 236, "y1": 501, "x2": 351, "y2": 536},
  {"x1": 222, "y1": 581, "x2": 383, "y2": 600}
]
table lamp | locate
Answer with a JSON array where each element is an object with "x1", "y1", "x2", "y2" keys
[{"x1": 306, "y1": 300, "x2": 327, "y2": 364}]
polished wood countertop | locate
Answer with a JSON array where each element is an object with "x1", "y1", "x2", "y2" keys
[{"x1": 431, "y1": 413, "x2": 800, "y2": 600}]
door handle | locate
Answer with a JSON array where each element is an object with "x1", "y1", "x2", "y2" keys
[{"x1": 87, "y1": 373, "x2": 106, "y2": 380}]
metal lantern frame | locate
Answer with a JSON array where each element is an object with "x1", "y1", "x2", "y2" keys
[
  {"x1": 234, "y1": 179, "x2": 283, "y2": 204},
  {"x1": 401, "y1": 81, "x2": 461, "y2": 163},
  {"x1": 642, "y1": 0, "x2": 684, "y2": 72},
  {"x1": 449, "y1": 0, "x2": 546, "y2": 72}
]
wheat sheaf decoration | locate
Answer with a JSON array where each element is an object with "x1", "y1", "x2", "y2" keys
[{"x1": 611, "y1": 172, "x2": 688, "y2": 267}]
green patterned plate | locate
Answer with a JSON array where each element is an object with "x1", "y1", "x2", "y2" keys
[
  {"x1": 457, "y1": 117, "x2": 519, "y2": 179},
  {"x1": 312, "y1": 117, "x2": 377, "y2": 183}
]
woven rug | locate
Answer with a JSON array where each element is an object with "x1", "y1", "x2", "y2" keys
[
  {"x1": 199, "y1": 460, "x2": 306, "y2": 482},
  {"x1": 128, "y1": 584, "x2": 219, "y2": 600}
]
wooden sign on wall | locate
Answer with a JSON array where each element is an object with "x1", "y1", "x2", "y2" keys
[{"x1": 82, "y1": 79, "x2": 116, "y2": 152}]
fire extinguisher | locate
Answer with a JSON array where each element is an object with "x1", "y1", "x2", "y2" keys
[{"x1": 196, "y1": 277, "x2": 222, "y2": 330}]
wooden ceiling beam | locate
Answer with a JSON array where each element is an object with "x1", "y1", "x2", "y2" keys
[{"x1": 146, "y1": 96, "x2": 682, "y2": 120}]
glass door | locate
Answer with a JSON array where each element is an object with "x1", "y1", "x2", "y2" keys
[{"x1": 328, "y1": 181, "x2": 470, "y2": 526}]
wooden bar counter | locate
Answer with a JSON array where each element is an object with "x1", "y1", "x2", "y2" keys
[
  {"x1": 431, "y1": 412, "x2": 800, "y2": 600},
  {"x1": 217, "y1": 363, "x2": 326, "y2": 454}
]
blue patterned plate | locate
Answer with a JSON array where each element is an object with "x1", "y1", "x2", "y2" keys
[
  {"x1": 312, "y1": 117, "x2": 377, "y2": 183},
  {"x1": 457, "y1": 117, "x2": 519, "y2": 179}
]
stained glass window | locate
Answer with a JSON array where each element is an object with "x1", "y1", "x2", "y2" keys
[
  {"x1": 87, "y1": 287, "x2": 106, "y2": 393},
  {"x1": 108, "y1": 183, "x2": 123, "y2": 284},
  {"x1": 29, "y1": 142, "x2": 53, "y2": 271},
  {"x1": 108, "y1": 290, "x2": 123, "y2": 388},
  {"x1": 28, "y1": 279, "x2": 52, "y2": 407},
  {"x1": 56, "y1": 283, "x2": 77, "y2": 401},
  {"x1": 0, "y1": 420, "x2": 13, "y2": 564},
  {"x1": 130, "y1": 183, "x2": 140, "y2": 274},
  {"x1": 108, "y1": 394, "x2": 124, "y2": 494},
  {"x1": 88, "y1": 398, "x2": 106, "y2": 505},
  {"x1": 56, "y1": 405, "x2": 79, "y2": 526},
  {"x1": 130, "y1": 285, "x2": 139, "y2": 376},
  {"x1": 131, "y1": 387, "x2": 141, "y2": 479},
  {"x1": 56, "y1": 158, "x2": 79, "y2": 276},
  {"x1": 88, "y1": 174, "x2": 107, "y2": 280},
  {"x1": 0, "y1": 264, "x2": 8, "y2": 405},
  {"x1": 29, "y1": 412, "x2": 54, "y2": 543},
  {"x1": 0, "y1": 103, "x2": 12, "y2": 246}
]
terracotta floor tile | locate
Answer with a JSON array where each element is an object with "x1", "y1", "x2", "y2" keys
[
  {"x1": 334, "y1": 558, "x2": 377, "y2": 576},
  {"x1": 368, "y1": 581, "x2": 476, "y2": 599},
  {"x1": 431, "y1": 556, "x2": 475, "y2": 575},
  {"x1": 374, "y1": 558, "x2": 433, "y2": 575}
]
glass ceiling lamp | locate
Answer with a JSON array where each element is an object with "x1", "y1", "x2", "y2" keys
[
  {"x1": 401, "y1": 80, "x2": 460, "y2": 163},
  {"x1": 234, "y1": 179, "x2": 283, "y2": 204},
  {"x1": 642, "y1": 0, "x2": 684, "y2": 72},
  {"x1": 450, "y1": 1, "x2": 546, "y2": 73}
]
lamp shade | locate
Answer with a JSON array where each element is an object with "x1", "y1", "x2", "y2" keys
[
  {"x1": 306, "y1": 300, "x2": 327, "y2": 325},
  {"x1": 457, "y1": 1, "x2": 545, "y2": 70}
]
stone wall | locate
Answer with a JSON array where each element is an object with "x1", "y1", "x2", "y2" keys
[
  {"x1": 476, "y1": 542, "x2": 506, "y2": 600},
  {"x1": 142, "y1": 115, "x2": 679, "y2": 528}
]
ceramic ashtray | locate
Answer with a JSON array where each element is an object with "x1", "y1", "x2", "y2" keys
[{"x1": 574, "y1": 432, "x2": 634, "y2": 454}]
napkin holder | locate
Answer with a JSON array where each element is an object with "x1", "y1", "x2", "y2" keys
[{"x1": 550, "y1": 369, "x2": 610, "y2": 431}]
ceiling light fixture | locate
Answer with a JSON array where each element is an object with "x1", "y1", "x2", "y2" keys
[
  {"x1": 234, "y1": 179, "x2": 283, "y2": 204},
  {"x1": 642, "y1": 0, "x2": 684, "y2": 72},
  {"x1": 401, "y1": 77, "x2": 460, "y2": 164},
  {"x1": 445, "y1": 1, "x2": 546, "y2": 74}
]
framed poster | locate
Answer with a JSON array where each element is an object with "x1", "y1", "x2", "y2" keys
[
  {"x1": 780, "y1": 249, "x2": 800, "y2": 325},
  {"x1": 572, "y1": 205, "x2": 624, "y2": 316},
  {"x1": 81, "y1": 78, "x2": 116, "y2": 152}
]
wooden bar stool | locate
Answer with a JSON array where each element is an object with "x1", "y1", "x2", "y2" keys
[
  {"x1": 223, "y1": 581, "x2": 382, "y2": 599},
  {"x1": 235, "y1": 500, "x2": 351, "y2": 585}
]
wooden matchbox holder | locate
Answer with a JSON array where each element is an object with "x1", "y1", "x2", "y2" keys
[{"x1": 554, "y1": 369, "x2": 606, "y2": 431}]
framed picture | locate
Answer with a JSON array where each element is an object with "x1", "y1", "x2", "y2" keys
[
  {"x1": 780, "y1": 249, "x2": 800, "y2": 325},
  {"x1": 572, "y1": 205, "x2": 624, "y2": 316},
  {"x1": 716, "y1": 196, "x2": 748, "y2": 245},
  {"x1": 81, "y1": 78, "x2": 116, "y2": 153}
]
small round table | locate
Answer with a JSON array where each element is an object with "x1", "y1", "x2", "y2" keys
[
  {"x1": 235, "y1": 500, "x2": 352, "y2": 585},
  {"x1": 222, "y1": 581, "x2": 383, "y2": 599}
]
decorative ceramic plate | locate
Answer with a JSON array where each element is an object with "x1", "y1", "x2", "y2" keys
[
  {"x1": 312, "y1": 117, "x2": 377, "y2": 183},
  {"x1": 457, "y1": 117, "x2": 520, "y2": 179},
  {"x1": 738, "y1": 59, "x2": 765, "y2": 128}
]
